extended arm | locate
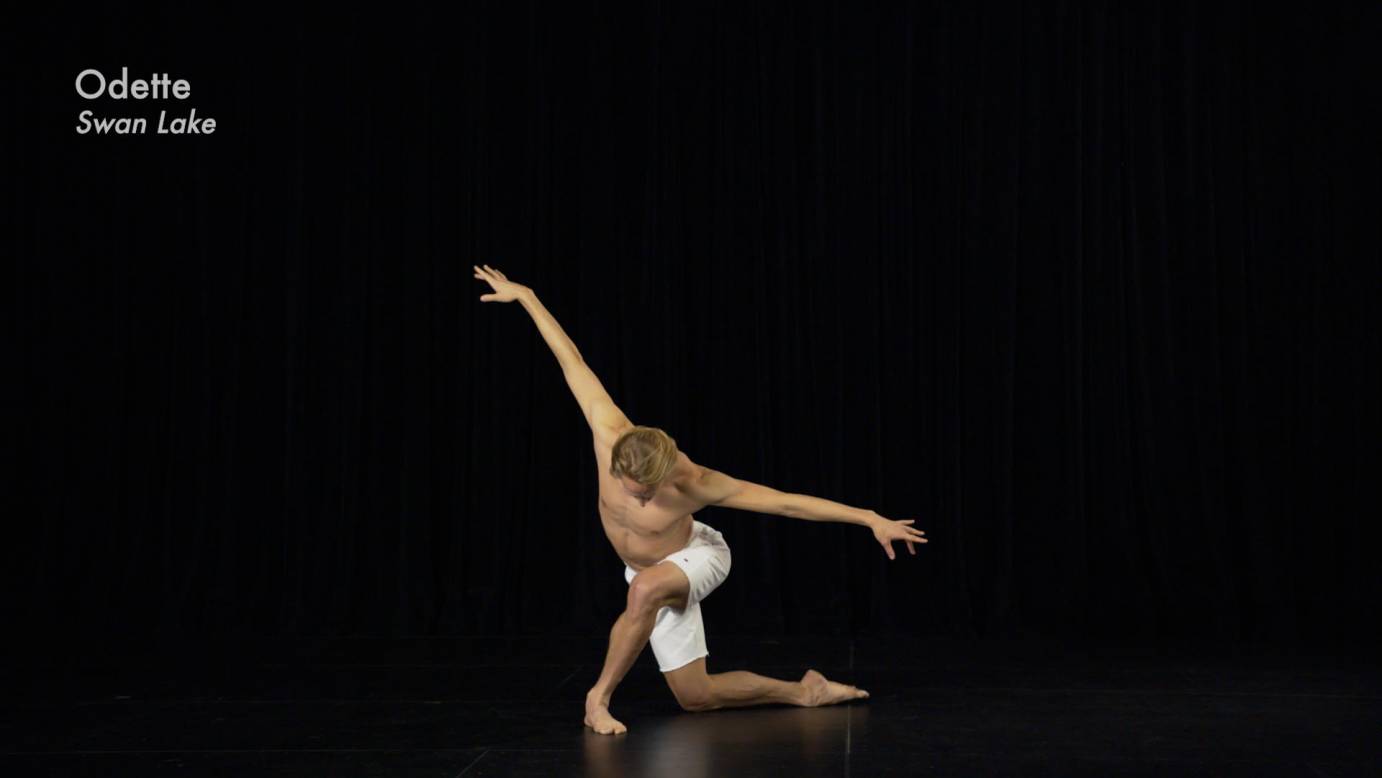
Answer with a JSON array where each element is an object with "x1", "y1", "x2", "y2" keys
[
  {"x1": 687, "y1": 466, "x2": 876, "y2": 525},
  {"x1": 517, "y1": 287, "x2": 583, "y2": 371},
  {"x1": 474, "y1": 264, "x2": 629, "y2": 433},
  {"x1": 685, "y1": 463, "x2": 928, "y2": 560}
]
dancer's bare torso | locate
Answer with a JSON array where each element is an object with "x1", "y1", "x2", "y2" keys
[{"x1": 593, "y1": 424, "x2": 702, "y2": 573}]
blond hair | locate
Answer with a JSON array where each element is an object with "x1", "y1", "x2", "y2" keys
[{"x1": 610, "y1": 426, "x2": 679, "y2": 486}]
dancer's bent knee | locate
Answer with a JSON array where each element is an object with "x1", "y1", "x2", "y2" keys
[{"x1": 625, "y1": 577, "x2": 672, "y2": 617}]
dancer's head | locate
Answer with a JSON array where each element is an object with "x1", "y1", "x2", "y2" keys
[{"x1": 610, "y1": 425, "x2": 679, "y2": 498}]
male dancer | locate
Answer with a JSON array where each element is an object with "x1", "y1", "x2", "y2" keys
[{"x1": 474, "y1": 264, "x2": 927, "y2": 735}]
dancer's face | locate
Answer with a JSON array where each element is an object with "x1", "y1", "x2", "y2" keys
[{"x1": 620, "y1": 477, "x2": 658, "y2": 502}]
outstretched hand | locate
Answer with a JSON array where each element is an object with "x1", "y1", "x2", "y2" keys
[
  {"x1": 871, "y1": 516, "x2": 928, "y2": 560},
  {"x1": 473, "y1": 264, "x2": 530, "y2": 303}
]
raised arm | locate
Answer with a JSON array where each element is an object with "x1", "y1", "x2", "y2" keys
[
  {"x1": 474, "y1": 264, "x2": 630, "y2": 434},
  {"x1": 684, "y1": 461, "x2": 929, "y2": 560}
]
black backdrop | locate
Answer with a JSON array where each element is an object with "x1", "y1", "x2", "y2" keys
[{"x1": 11, "y1": 2, "x2": 1378, "y2": 649}]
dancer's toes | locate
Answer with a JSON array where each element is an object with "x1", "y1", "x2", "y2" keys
[{"x1": 584, "y1": 701, "x2": 628, "y2": 735}]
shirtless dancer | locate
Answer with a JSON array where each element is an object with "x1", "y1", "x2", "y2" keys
[{"x1": 474, "y1": 264, "x2": 928, "y2": 735}]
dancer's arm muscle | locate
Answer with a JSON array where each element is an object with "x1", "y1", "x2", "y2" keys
[
  {"x1": 686, "y1": 463, "x2": 928, "y2": 559},
  {"x1": 685, "y1": 466, "x2": 790, "y2": 515},
  {"x1": 517, "y1": 292, "x2": 630, "y2": 433},
  {"x1": 473, "y1": 265, "x2": 629, "y2": 433},
  {"x1": 689, "y1": 465, "x2": 877, "y2": 526},
  {"x1": 517, "y1": 290, "x2": 583, "y2": 371},
  {"x1": 563, "y1": 361, "x2": 632, "y2": 434}
]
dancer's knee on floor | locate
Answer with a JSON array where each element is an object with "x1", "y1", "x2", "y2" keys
[
  {"x1": 672, "y1": 685, "x2": 715, "y2": 712},
  {"x1": 665, "y1": 662, "x2": 715, "y2": 712}
]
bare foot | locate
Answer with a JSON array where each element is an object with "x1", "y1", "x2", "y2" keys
[
  {"x1": 584, "y1": 693, "x2": 628, "y2": 735},
  {"x1": 800, "y1": 669, "x2": 869, "y2": 707}
]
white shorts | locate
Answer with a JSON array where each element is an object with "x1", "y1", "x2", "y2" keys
[{"x1": 623, "y1": 519, "x2": 732, "y2": 673}]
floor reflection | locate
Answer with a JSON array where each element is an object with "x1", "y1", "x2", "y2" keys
[{"x1": 582, "y1": 704, "x2": 866, "y2": 777}]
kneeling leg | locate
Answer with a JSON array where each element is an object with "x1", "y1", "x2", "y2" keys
[{"x1": 663, "y1": 657, "x2": 809, "y2": 712}]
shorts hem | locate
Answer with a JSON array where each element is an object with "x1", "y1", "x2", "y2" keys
[{"x1": 658, "y1": 651, "x2": 708, "y2": 673}]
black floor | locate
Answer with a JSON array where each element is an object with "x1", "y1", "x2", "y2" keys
[{"x1": 3, "y1": 635, "x2": 1379, "y2": 776}]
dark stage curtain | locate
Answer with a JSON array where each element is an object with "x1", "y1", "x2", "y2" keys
[{"x1": 11, "y1": 1, "x2": 1378, "y2": 649}]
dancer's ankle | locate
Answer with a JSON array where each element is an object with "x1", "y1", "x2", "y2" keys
[{"x1": 586, "y1": 688, "x2": 612, "y2": 707}]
